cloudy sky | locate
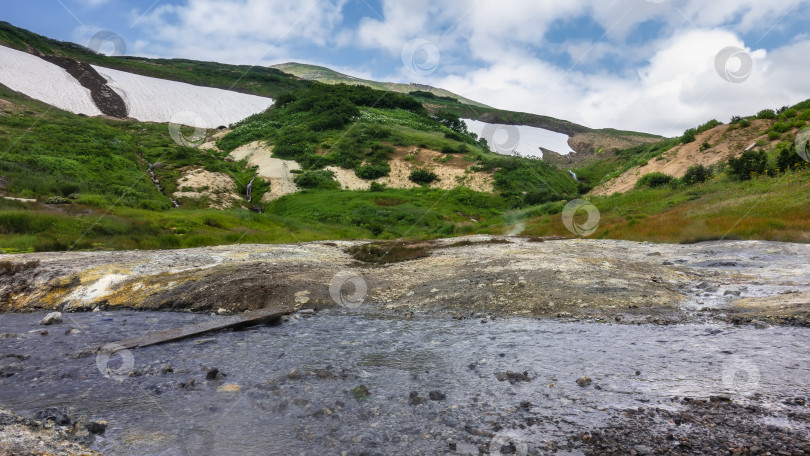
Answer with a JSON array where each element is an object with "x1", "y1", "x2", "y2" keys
[{"x1": 6, "y1": 0, "x2": 810, "y2": 136}]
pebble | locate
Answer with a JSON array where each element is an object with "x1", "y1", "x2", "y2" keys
[
  {"x1": 39, "y1": 312, "x2": 62, "y2": 325},
  {"x1": 217, "y1": 384, "x2": 242, "y2": 393},
  {"x1": 428, "y1": 391, "x2": 446, "y2": 401},
  {"x1": 205, "y1": 368, "x2": 222, "y2": 380}
]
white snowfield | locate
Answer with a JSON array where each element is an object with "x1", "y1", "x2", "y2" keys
[
  {"x1": 0, "y1": 44, "x2": 274, "y2": 128},
  {"x1": 0, "y1": 45, "x2": 102, "y2": 116},
  {"x1": 93, "y1": 66, "x2": 274, "y2": 128},
  {"x1": 463, "y1": 119, "x2": 573, "y2": 158}
]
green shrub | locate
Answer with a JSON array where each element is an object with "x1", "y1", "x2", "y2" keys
[
  {"x1": 683, "y1": 164, "x2": 712, "y2": 185},
  {"x1": 355, "y1": 164, "x2": 390, "y2": 180},
  {"x1": 294, "y1": 170, "x2": 340, "y2": 190},
  {"x1": 636, "y1": 172, "x2": 674, "y2": 189},
  {"x1": 369, "y1": 182, "x2": 386, "y2": 192},
  {"x1": 776, "y1": 142, "x2": 805, "y2": 173},
  {"x1": 768, "y1": 131, "x2": 781, "y2": 140},
  {"x1": 727, "y1": 149, "x2": 768, "y2": 180},
  {"x1": 682, "y1": 129, "x2": 697, "y2": 144},
  {"x1": 757, "y1": 109, "x2": 776, "y2": 120},
  {"x1": 739, "y1": 118, "x2": 751, "y2": 128},
  {"x1": 409, "y1": 169, "x2": 438, "y2": 185},
  {"x1": 700, "y1": 142, "x2": 711, "y2": 151}
]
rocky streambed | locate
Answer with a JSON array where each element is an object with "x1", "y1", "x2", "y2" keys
[
  {"x1": 0, "y1": 237, "x2": 809, "y2": 454},
  {"x1": 0, "y1": 310, "x2": 809, "y2": 455}
]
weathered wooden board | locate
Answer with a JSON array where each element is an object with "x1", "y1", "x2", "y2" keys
[{"x1": 115, "y1": 306, "x2": 292, "y2": 349}]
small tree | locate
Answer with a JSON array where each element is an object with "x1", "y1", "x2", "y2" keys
[
  {"x1": 727, "y1": 150, "x2": 768, "y2": 180},
  {"x1": 775, "y1": 142, "x2": 804, "y2": 173},
  {"x1": 683, "y1": 164, "x2": 712, "y2": 185}
]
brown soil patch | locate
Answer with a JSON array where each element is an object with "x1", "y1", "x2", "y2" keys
[
  {"x1": 172, "y1": 168, "x2": 241, "y2": 209},
  {"x1": 379, "y1": 147, "x2": 494, "y2": 192},
  {"x1": 592, "y1": 120, "x2": 776, "y2": 196},
  {"x1": 326, "y1": 146, "x2": 494, "y2": 192}
]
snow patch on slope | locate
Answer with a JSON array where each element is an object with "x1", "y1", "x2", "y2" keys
[
  {"x1": 463, "y1": 119, "x2": 573, "y2": 158},
  {"x1": 0, "y1": 45, "x2": 101, "y2": 115},
  {"x1": 93, "y1": 66, "x2": 274, "y2": 128}
]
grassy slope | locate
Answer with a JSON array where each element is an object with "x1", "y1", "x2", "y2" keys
[
  {"x1": 272, "y1": 62, "x2": 489, "y2": 108},
  {"x1": 519, "y1": 170, "x2": 810, "y2": 243}
]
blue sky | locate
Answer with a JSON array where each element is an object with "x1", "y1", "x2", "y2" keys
[{"x1": 4, "y1": 0, "x2": 810, "y2": 135}]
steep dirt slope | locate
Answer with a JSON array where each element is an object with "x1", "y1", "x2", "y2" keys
[{"x1": 592, "y1": 120, "x2": 780, "y2": 195}]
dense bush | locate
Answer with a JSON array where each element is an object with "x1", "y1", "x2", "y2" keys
[
  {"x1": 636, "y1": 172, "x2": 674, "y2": 189},
  {"x1": 775, "y1": 142, "x2": 806, "y2": 173},
  {"x1": 293, "y1": 170, "x2": 340, "y2": 190},
  {"x1": 683, "y1": 164, "x2": 712, "y2": 185},
  {"x1": 409, "y1": 169, "x2": 438, "y2": 184},
  {"x1": 355, "y1": 164, "x2": 391, "y2": 180},
  {"x1": 681, "y1": 129, "x2": 697, "y2": 144},
  {"x1": 757, "y1": 109, "x2": 776, "y2": 120},
  {"x1": 727, "y1": 150, "x2": 768, "y2": 180}
]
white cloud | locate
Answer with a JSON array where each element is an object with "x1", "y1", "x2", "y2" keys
[
  {"x1": 132, "y1": 0, "x2": 347, "y2": 64},
  {"x1": 354, "y1": 0, "x2": 810, "y2": 135}
]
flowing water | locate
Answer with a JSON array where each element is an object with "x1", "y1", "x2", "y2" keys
[{"x1": 1, "y1": 310, "x2": 808, "y2": 455}]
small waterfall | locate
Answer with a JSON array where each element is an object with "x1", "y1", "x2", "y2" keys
[
  {"x1": 246, "y1": 176, "x2": 255, "y2": 203},
  {"x1": 568, "y1": 170, "x2": 578, "y2": 182},
  {"x1": 148, "y1": 163, "x2": 179, "y2": 207}
]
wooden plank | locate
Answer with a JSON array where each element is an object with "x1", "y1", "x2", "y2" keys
[{"x1": 115, "y1": 306, "x2": 292, "y2": 349}]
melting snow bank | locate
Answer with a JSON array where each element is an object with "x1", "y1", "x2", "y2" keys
[
  {"x1": 463, "y1": 119, "x2": 573, "y2": 158},
  {"x1": 0, "y1": 44, "x2": 274, "y2": 127},
  {"x1": 93, "y1": 66, "x2": 274, "y2": 128},
  {"x1": 0, "y1": 45, "x2": 102, "y2": 116}
]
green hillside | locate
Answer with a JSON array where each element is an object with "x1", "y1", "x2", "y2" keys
[{"x1": 272, "y1": 62, "x2": 490, "y2": 108}]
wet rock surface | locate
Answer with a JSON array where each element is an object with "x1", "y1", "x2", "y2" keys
[{"x1": 1, "y1": 237, "x2": 808, "y2": 327}]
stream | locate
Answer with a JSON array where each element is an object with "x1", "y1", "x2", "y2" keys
[{"x1": 1, "y1": 310, "x2": 808, "y2": 455}]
